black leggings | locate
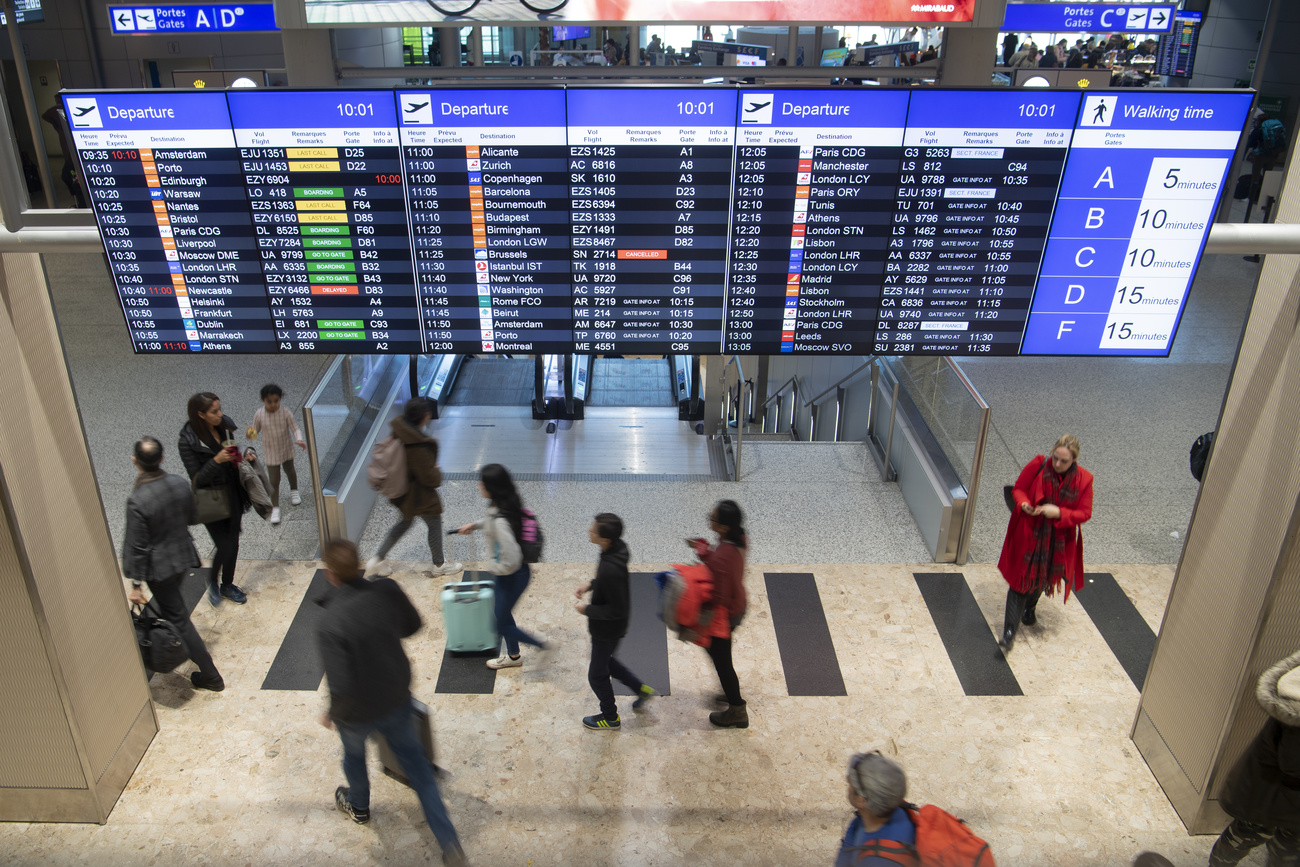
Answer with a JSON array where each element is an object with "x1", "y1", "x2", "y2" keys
[
  {"x1": 204, "y1": 512, "x2": 242, "y2": 588},
  {"x1": 706, "y1": 636, "x2": 743, "y2": 706},
  {"x1": 1002, "y1": 587, "x2": 1044, "y2": 637},
  {"x1": 147, "y1": 572, "x2": 219, "y2": 678}
]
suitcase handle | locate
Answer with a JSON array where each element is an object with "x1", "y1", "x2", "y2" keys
[{"x1": 444, "y1": 580, "x2": 493, "y2": 601}]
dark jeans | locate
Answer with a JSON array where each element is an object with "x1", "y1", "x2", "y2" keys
[
  {"x1": 1210, "y1": 818, "x2": 1300, "y2": 867},
  {"x1": 377, "y1": 514, "x2": 444, "y2": 565},
  {"x1": 267, "y1": 460, "x2": 298, "y2": 508},
  {"x1": 495, "y1": 565, "x2": 543, "y2": 657},
  {"x1": 1002, "y1": 587, "x2": 1044, "y2": 637},
  {"x1": 147, "y1": 572, "x2": 219, "y2": 680},
  {"x1": 204, "y1": 510, "x2": 242, "y2": 588},
  {"x1": 335, "y1": 700, "x2": 460, "y2": 854},
  {"x1": 706, "y1": 636, "x2": 743, "y2": 705},
  {"x1": 589, "y1": 637, "x2": 644, "y2": 718}
]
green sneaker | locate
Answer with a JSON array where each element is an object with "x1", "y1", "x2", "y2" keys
[
  {"x1": 632, "y1": 685, "x2": 656, "y2": 712},
  {"x1": 583, "y1": 713, "x2": 620, "y2": 730}
]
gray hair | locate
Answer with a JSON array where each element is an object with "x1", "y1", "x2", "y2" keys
[{"x1": 847, "y1": 751, "x2": 907, "y2": 818}]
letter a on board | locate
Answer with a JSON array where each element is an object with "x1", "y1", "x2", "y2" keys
[{"x1": 1093, "y1": 166, "x2": 1115, "y2": 189}]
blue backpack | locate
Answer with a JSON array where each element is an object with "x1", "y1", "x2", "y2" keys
[{"x1": 1261, "y1": 118, "x2": 1287, "y2": 154}]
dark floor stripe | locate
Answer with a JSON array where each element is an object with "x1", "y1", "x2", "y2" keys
[
  {"x1": 914, "y1": 573, "x2": 1023, "y2": 697},
  {"x1": 260, "y1": 569, "x2": 332, "y2": 691},
  {"x1": 435, "y1": 571, "x2": 499, "y2": 695},
  {"x1": 765, "y1": 573, "x2": 847, "y2": 696},
  {"x1": 1075, "y1": 572, "x2": 1157, "y2": 690},
  {"x1": 613, "y1": 573, "x2": 671, "y2": 696}
]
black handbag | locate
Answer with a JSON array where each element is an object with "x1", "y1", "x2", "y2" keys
[
  {"x1": 192, "y1": 477, "x2": 230, "y2": 525},
  {"x1": 133, "y1": 601, "x2": 188, "y2": 673},
  {"x1": 1003, "y1": 485, "x2": 1016, "y2": 512}
]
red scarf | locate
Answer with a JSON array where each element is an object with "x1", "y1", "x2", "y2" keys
[{"x1": 1021, "y1": 459, "x2": 1081, "y2": 595}]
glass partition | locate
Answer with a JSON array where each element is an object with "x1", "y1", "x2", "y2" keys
[{"x1": 891, "y1": 356, "x2": 989, "y2": 493}]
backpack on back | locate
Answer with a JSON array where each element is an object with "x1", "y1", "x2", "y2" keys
[
  {"x1": 654, "y1": 564, "x2": 715, "y2": 645},
  {"x1": 518, "y1": 507, "x2": 545, "y2": 563},
  {"x1": 1262, "y1": 118, "x2": 1288, "y2": 153},
  {"x1": 842, "y1": 803, "x2": 995, "y2": 867},
  {"x1": 367, "y1": 435, "x2": 409, "y2": 500},
  {"x1": 1189, "y1": 430, "x2": 1215, "y2": 482}
]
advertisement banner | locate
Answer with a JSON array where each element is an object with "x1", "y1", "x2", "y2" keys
[{"x1": 305, "y1": 0, "x2": 974, "y2": 28}]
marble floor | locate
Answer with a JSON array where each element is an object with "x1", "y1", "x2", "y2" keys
[{"x1": 0, "y1": 558, "x2": 1253, "y2": 866}]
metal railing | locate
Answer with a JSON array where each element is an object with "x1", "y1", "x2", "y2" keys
[
  {"x1": 944, "y1": 359, "x2": 991, "y2": 565},
  {"x1": 758, "y1": 376, "x2": 800, "y2": 438},
  {"x1": 718, "y1": 355, "x2": 751, "y2": 481},
  {"x1": 801, "y1": 356, "x2": 880, "y2": 443}
]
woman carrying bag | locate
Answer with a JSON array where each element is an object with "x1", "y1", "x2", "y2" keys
[
  {"x1": 691, "y1": 499, "x2": 750, "y2": 729},
  {"x1": 179, "y1": 392, "x2": 252, "y2": 607},
  {"x1": 996, "y1": 434, "x2": 1093, "y2": 652}
]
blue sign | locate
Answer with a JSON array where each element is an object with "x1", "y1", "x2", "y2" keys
[
  {"x1": 1002, "y1": 3, "x2": 1177, "y2": 34},
  {"x1": 108, "y1": 4, "x2": 278, "y2": 34}
]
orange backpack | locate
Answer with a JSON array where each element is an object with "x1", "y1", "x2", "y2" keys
[{"x1": 844, "y1": 804, "x2": 995, "y2": 867}]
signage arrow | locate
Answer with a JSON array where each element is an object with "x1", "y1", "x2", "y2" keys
[
  {"x1": 116, "y1": 12, "x2": 130, "y2": 26},
  {"x1": 1152, "y1": 11, "x2": 1167, "y2": 27}
]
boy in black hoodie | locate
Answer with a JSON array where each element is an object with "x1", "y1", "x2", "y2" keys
[{"x1": 575, "y1": 513, "x2": 654, "y2": 730}]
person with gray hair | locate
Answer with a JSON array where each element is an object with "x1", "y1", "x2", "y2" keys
[{"x1": 835, "y1": 750, "x2": 915, "y2": 865}]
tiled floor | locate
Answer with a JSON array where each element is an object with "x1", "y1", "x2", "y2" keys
[{"x1": 0, "y1": 558, "x2": 1241, "y2": 865}]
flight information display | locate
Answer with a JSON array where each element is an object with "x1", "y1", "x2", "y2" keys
[{"x1": 65, "y1": 87, "x2": 1253, "y2": 358}]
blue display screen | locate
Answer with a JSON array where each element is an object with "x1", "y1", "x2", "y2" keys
[{"x1": 64, "y1": 87, "x2": 1253, "y2": 357}]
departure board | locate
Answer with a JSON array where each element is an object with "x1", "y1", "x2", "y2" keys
[
  {"x1": 728, "y1": 90, "x2": 910, "y2": 355},
  {"x1": 398, "y1": 88, "x2": 572, "y2": 353},
  {"x1": 227, "y1": 91, "x2": 421, "y2": 353},
  {"x1": 566, "y1": 88, "x2": 738, "y2": 355},
  {"x1": 66, "y1": 92, "x2": 277, "y2": 352},
  {"x1": 65, "y1": 87, "x2": 1253, "y2": 358}
]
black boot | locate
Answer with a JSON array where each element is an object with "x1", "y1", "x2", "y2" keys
[
  {"x1": 709, "y1": 702, "x2": 749, "y2": 728},
  {"x1": 998, "y1": 628, "x2": 1015, "y2": 653},
  {"x1": 1021, "y1": 608, "x2": 1037, "y2": 626}
]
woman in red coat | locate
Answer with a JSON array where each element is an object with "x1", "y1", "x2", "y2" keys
[
  {"x1": 997, "y1": 434, "x2": 1093, "y2": 652},
  {"x1": 691, "y1": 499, "x2": 749, "y2": 729}
]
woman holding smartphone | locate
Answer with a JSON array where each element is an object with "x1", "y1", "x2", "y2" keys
[
  {"x1": 179, "y1": 392, "x2": 251, "y2": 607},
  {"x1": 690, "y1": 499, "x2": 749, "y2": 729}
]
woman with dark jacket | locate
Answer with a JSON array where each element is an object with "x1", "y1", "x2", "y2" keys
[
  {"x1": 691, "y1": 499, "x2": 749, "y2": 729},
  {"x1": 366, "y1": 397, "x2": 461, "y2": 577},
  {"x1": 179, "y1": 392, "x2": 251, "y2": 606},
  {"x1": 1211, "y1": 650, "x2": 1300, "y2": 866},
  {"x1": 997, "y1": 434, "x2": 1093, "y2": 652}
]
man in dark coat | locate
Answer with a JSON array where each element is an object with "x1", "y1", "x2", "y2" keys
[
  {"x1": 124, "y1": 437, "x2": 223, "y2": 691},
  {"x1": 574, "y1": 513, "x2": 653, "y2": 730},
  {"x1": 316, "y1": 539, "x2": 467, "y2": 867},
  {"x1": 1211, "y1": 649, "x2": 1300, "y2": 866}
]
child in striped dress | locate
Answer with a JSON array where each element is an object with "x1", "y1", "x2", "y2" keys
[{"x1": 248, "y1": 383, "x2": 305, "y2": 525}]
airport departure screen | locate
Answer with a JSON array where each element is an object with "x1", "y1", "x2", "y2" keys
[{"x1": 64, "y1": 87, "x2": 1253, "y2": 357}]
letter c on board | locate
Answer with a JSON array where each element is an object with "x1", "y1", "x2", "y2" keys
[{"x1": 1075, "y1": 246, "x2": 1096, "y2": 268}]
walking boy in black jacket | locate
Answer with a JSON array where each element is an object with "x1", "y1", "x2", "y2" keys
[{"x1": 574, "y1": 513, "x2": 654, "y2": 730}]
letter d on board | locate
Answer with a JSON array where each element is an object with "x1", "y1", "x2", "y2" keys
[
  {"x1": 220, "y1": 8, "x2": 237, "y2": 26},
  {"x1": 1064, "y1": 284, "x2": 1085, "y2": 304},
  {"x1": 1085, "y1": 207, "x2": 1104, "y2": 229},
  {"x1": 1075, "y1": 246, "x2": 1095, "y2": 268}
]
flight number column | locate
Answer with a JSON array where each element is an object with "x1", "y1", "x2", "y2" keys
[
  {"x1": 885, "y1": 91, "x2": 1081, "y2": 356},
  {"x1": 229, "y1": 91, "x2": 422, "y2": 353},
  {"x1": 566, "y1": 88, "x2": 739, "y2": 354}
]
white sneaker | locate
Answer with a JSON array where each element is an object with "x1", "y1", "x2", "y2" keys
[
  {"x1": 289, "y1": 490, "x2": 302, "y2": 506},
  {"x1": 487, "y1": 655, "x2": 523, "y2": 670},
  {"x1": 436, "y1": 562, "x2": 464, "y2": 576},
  {"x1": 270, "y1": 507, "x2": 281, "y2": 525},
  {"x1": 365, "y1": 556, "x2": 393, "y2": 577}
]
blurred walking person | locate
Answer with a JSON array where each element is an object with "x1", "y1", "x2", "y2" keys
[
  {"x1": 691, "y1": 499, "x2": 749, "y2": 728},
  {"x1": 317, "y1": 539, "x2": 468, "y2": 867}
]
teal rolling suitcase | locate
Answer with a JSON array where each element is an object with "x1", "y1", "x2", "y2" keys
[{"x1": 441, "y1": 579, "x2": 497, "y2": 652}]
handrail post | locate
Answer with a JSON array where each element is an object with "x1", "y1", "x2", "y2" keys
[
  {"x1": 734, "y1": 380, "x2": 746, "y2": 482},
  {"x1": 956, "y1": 404, "x2": 991, "y2": 565},
  {"x1": 834, "y1": 386, "x2": 845, "y2": 443},
  {"x1": 883, "y1": 380, "x2": 900, "y2": 482},
  {"x1": 867, "y1": 361, "x2": 879, "y2": 441}
]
